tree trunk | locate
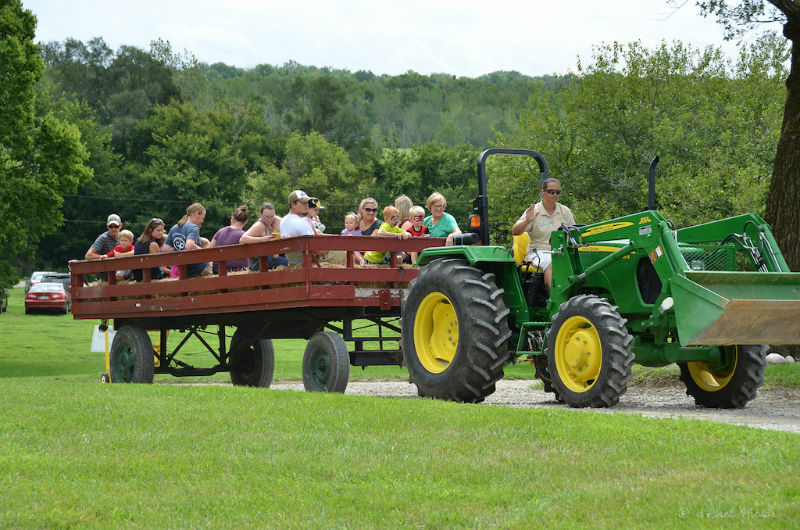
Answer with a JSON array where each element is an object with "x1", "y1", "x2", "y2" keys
[{"x1": 765, "y1": 18, "x2": 800, "y2": 357}]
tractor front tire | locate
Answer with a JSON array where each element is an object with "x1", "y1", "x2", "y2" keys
[
  {"x1": 547, "y1": 294, "x2": 633, "y2": 408},
  {"x1": 229, "y1": 331, "x2": 275, "y2": 388},
  {"x1": 678, "y1": 344, "x2": 767, "y2": 408},
  {"x1": 110, "y1": 325, "x2": 155, "y2": 384},
  {"x1": 401, "y1": 258, "x2": 512, "y2": 403},
  {"x1": 302, "y1": 332, "x2": 350, "y2": 393}
]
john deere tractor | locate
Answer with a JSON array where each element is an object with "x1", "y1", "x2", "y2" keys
[{"x1": 401, "y1": 148, "x2": 800, "y2": 408}]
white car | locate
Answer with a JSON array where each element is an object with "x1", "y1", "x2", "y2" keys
[{"x1": 25, "y1": 271, "x2": 55, "y2": 293}]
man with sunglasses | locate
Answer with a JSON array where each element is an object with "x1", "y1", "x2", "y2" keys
[
  {"x1": 84, "y1": 214, "x2": 123, "y2": 260},
  {"x1": 511, "y1": 178, "x2": 575, "y2": 289}
]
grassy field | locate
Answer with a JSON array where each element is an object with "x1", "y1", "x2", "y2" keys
[{"x1": 1, "y1": 286, "x2": 799, "y2": 527}]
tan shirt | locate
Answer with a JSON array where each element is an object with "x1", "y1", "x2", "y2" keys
[{"x1": 517, "y1": 202, "x2": 575, "y2": 253}]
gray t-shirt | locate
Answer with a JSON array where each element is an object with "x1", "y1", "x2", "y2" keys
[{"x1": 91, "y1": 231, "x2": 119, "y2": 254}]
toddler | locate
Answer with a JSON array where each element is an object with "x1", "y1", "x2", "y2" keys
[
  {"x1": 405, "y1": 206, "x2": 429, "y2": 263},
  {"x1": 363, "y1": 206, "x2": 409, "y2": 264},
  {"x1": 341, "y1": 212, "x2": 362, "y2": 236}
]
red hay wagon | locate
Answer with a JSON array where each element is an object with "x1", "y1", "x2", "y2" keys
[{"x1": 69, "y1": 235, "x2": 446, "y2": 391}]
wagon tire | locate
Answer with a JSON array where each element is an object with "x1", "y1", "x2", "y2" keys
[
  {"x1": 110, "y1": 325, "x2": 155, "y2": 384},
  {"x1": 547, "y1": 294, "x2": 633, "y2": 408},
  {"x1": 678, "y1": 344, "x2": 767, "y2": 408},
  {"x1": 229, "y1": 331, "x2": 275, "y2": 388},
  {"x1": 401, "y1": 258, "x2": 512, "y2": 403},
  {"x1": 533, "y1": 354, "x2": 563, "y2": 402},
  {"x1": 302, "y1": 332, "x2": 350, "y2": 393}
]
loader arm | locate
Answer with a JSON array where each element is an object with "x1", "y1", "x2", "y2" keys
[{"x1": 549, "y1": 210, "x2": 800, "y2": 348}]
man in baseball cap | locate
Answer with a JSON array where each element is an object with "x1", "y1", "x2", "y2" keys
[
  {"x1": 280, "y1": 190, "x2": 315, "y2": 263},
  {"x1": 288, "y1": 189, "x2": 311, "y2": 205},
  {"x1": 85, "y1": 213, "x2": 123, "y2": 260}
]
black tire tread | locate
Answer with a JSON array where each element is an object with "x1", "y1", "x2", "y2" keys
[
  {"x1": 678, "y1": 344, "x2": 767, "y2": 408},
  {"x1": 229, "y1": 331, "x2": 275, "y2": 388},
  {"x1": 110, "y1": 325, "x2": 155, "y2": 384},
  {"x1": 402, "y1": 259, "x2": 511, "y2": 403},
  {"x1": 546, "y1": 294, "x2": 633, "y2": 408},
  {"x1": 302, "y1": 331, "x2": 350, "y2": 393}
]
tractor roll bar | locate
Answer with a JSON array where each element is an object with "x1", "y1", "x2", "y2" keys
[{"x1": 474, "y1": 148, "x2": 550, "y2": 246}]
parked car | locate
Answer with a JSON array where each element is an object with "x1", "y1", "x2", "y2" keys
[
  {"x1": 0, "y1": 288, "x2": 8, "y2": 313},
  {"x1": 41, "y1": 272, "x2": 71, "y2": 292},
  {"x1": 25, "y1": 282, "x2": 71, "y2": 314},
  {"x1": 25, "y1": 271, "x2": 55, "y2": 292}
]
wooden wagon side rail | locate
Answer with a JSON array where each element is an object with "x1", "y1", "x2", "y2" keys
[{"x1": 69, "y1": 235, "x2": 446, "y2": 319}]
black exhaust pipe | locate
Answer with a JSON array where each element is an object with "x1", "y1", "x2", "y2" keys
[{"x1": 648, "y1": 156, "x2": 659, "y2": 211}]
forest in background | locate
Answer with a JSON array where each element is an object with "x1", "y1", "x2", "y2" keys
[{"x1": 2, "y1": 2, "x2": 790, "y2": 281}]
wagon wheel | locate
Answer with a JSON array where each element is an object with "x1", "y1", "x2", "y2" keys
[
  {"x1": 678, "y1": 344, "x2": 767, "y2": 408},
  {"x1": 110, "y1": 325, "x2": 155, "y2": 384},
  {"x1": 546, "y1": 294, "x2": 633, "y2": 407},
  {"x1": 229, "y1": 331, "x2": 275, "y2": 388},
  {"x1": 302, "y1": 332, "x2": 350, "y2": 393},
  {"x1": 401, "y1": 258, "x2": 512, "y2": 403}
]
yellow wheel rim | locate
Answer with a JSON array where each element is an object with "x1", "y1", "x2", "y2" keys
[
  {"x1": 554, "y1": 316, "x2": 603, "y2": 392},
  {"x1": 413, "y1": 292, "x2": 458, "y2": 374},
  {"x1": 687, "y1": 348, "x2": 737, "y2": 392}
]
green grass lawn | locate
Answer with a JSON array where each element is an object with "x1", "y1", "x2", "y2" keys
[{"x1": 1, "y1": 286, "x2": 798, "y2": 527}]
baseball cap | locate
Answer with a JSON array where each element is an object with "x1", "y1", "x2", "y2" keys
[
  {"x1": 106, "y1": 214, "x2": 121, "y2": 227},
  {"x1": 288, "y1": 190, "x2": 311, "y2": 203},
  {"x1": 308, "y1": 197, "x2": 325, "y2": 209}
]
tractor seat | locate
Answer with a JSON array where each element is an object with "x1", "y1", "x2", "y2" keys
[{"x1": 512, "y1": 233, "x2": 542, "y2": 274}]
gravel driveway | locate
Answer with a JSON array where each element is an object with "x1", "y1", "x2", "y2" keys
[{"x1": 270, "y1": 378, "x2": 800, "y2": 434}]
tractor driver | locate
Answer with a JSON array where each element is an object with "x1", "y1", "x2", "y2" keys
[{"x1": 511, "y1": 178, "x2": 575, "y2": 291}]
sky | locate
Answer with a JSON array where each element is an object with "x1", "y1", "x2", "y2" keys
[{"x1": 24, "y1": 0, "x2": 750, "y2": 78}]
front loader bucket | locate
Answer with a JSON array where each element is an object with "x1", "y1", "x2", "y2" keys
[{"x1": 670, "y1": 271, "x2": 800, "y2": 346}]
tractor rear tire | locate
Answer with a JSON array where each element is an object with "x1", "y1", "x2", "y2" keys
[
  {"x1": 533, "y1": 354, "x2": 563, "y2": 402},
  {"x1": 678, "y1": 344, "x2": 767, "y2": 408},
  {"x1": 110, "y1": 325, "x2": 155, "y2": 384},
  {"x1": 229, "y1": 331, "x2": 275, "y2": 388},
  {"x1": 547, "y1": 294, "x2": 633, "y2": 408},
  {"x1": 401, "y1": 258, "x2": 512, "y2": 403},
  {"x1": 302, "y1": 332, "x2": 350, "y2": 393}
]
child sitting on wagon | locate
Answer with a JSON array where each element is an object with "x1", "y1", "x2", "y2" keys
[{"x1": 363, "y1": 206, "x2": 410, "y2": 265}]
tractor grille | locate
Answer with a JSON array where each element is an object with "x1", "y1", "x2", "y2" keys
[{"x1": 679, "y1": 244, "x2": 760, "y2": 272}]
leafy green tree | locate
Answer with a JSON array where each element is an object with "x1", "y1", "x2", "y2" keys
[
  {"x1": 492, "y1": 38, "x2": 785, "y2": 246},
  {"x1": 41, "y1": 37, "x2": 180, "y2": 155},
  {"x1": 367, "y1": 142, "x2": 478, "y2": 229},
  {"x1": 280, "y1": 131, "x2": 364, "y2": 231},
  {"x1": 0, "y1": 0, "x2": 92, "y2": 288},
  {"x1": 672, "y1": 1, "x2": 800, "y2": 273},
  {"x1": 128, "y1": 99, "x2": 283, "y2": 233},
  {"x1": 35, "y1": 94, "x2": 121, "y2": 268}
]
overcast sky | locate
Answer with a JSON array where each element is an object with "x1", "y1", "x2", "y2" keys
[{"x1": 25, "y1": 0, "x2": 746, "y2": 78}]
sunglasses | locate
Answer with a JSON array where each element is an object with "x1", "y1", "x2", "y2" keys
[
  {"x1": 107, "y1": 224, "x2": 120, "y2": 228},
  {"x1": 364, "y1": 207, "x2": 378, "y2": 213},
  {"x1": 412, "y1": 216, "x2": 424, "y2": 221},
  {"x1": 544, "y1": 189, "x2": 562, "y2": 195},
  {"x1": 151, "y1": 218, "x2": 163, "y2": 224}
]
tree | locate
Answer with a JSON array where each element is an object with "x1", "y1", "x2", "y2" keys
[
  {"x1": 673, "y1": 1, "x2": 800, "y2": 273},
  {"x1": 492, "y1": 39, "x2": 785, "y2": 246},
  {"x1": 677, "y1": 1, "x2": 800, "y2": 358},
  {"x1": 0, "y1": 0, "x2": 92, "y2": 288}
]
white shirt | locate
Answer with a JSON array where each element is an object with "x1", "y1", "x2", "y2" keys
[{"x1": 280, "y1": 213, "x2": 314, "y2": 238}]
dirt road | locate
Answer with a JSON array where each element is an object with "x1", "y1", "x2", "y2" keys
[{"x1": 270, "y1": 379, "x2": 800, "y2": 433}]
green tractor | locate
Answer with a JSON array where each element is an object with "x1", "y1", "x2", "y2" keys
[{"x1": 401, "y1": 148, "x2": 800, "y2": 408}]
